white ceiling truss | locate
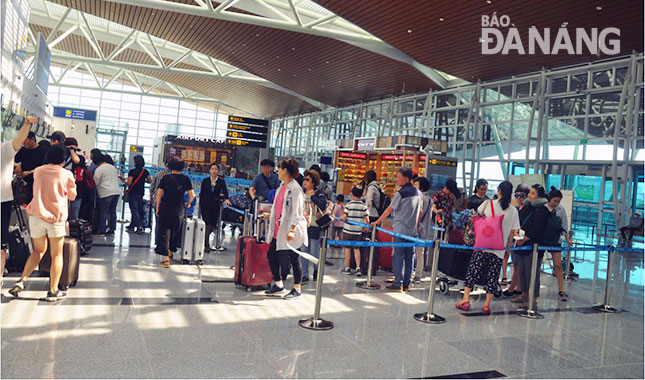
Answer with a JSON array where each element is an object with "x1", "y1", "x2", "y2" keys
[
  {"x1": 26, "y1": 0, "x2": 327, "y2": 110},
  {"x1": 47, "y1": 58, "x2": 262, "y2": 117},
  {"x1": 90, "y1": 0, "x2": 468, "y2": 88}
]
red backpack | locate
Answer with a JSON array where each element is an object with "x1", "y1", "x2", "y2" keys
[{"x1": 74, "y1": 167, "x2": 96, "y2": 190}]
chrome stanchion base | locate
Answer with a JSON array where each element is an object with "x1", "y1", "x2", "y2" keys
[
  {"x1": 213, "y1": 246, "x2": 227, "y2": 251},
  {"x1": 592, "y1": 304, "x2": 622, "y2": 313},
  {"x1": 356, "y1": 281, "x2": 381, "y2": 290},
  {"x1": 298, "y1": 317, "x2": 334, "y2": 330},
  {"x1": 413, "y1": 312, "x2": 446, "y2": 324},
  {"x1": 517, "y1": 309, "x2": 545, "y2": 319}
]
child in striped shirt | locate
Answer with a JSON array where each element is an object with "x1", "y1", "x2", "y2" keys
[{"x1": 340, "y1": 186, "x2": 369, "y2": 276}]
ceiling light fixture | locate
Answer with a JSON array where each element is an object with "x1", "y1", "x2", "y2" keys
[
  {"x1": 338, "y1": 80, "x2": 342, "y2": 83},
  {"x1": 255, "y1": 33, "x2": 260, "y2": 37},
  {"x1": 277, "y1": 68, "x2": 281, "y2": 71},
  {"x1": 595, "y1": 5, "x2": 602, "y2": 10},
  {"x1": 291, "y1": 47, "x2": 296, "y2": 51},
  {"x1": 439, "y1": 17, "x2": 445, "y2": 22},
  {"x1": 276, "y1": 56, "x2": 280, "y2": 59},
  {"x1": 486, "y1": 0, "x2": 491, "y2": 3},
  {"x1": 308, "y1": 68, "x2": 312, "y2": 71},
  {"x1": 325, "y1": 61, "x2": 330, "y2": 64},
  {"x1": 407, "y1": 29, "x2": 412, "y2": 33}
]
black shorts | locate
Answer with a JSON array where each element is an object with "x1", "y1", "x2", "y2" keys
[{"x1": 342, "y1": 232, "x2": 363, "y2": 241}]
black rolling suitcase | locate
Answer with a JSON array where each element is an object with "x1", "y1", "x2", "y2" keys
[
  {"x1": 69, "y1": 219, "x2": 93, "y2": 254},
  {"x1": 6, "y1": 203, "x2": 33, "y2": 273},
  {"x1": 39, "y1": 238, "x2": 81, "y2": 290}
]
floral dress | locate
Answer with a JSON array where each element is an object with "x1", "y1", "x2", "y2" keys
[{"x1": 432, "y1": 191, "x2": 456, "y2": 230}]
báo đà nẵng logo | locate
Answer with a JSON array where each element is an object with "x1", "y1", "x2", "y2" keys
[{"x1": 480, "y1": 13, "x2": 620, "y2": 55}]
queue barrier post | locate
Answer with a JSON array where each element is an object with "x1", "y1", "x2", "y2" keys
[
  {"x1": 592, "y1": 245, "x2": 622, "y2": 313},
  {"x1": 213, "y1": 202, "x2": 226, "y2": 251},
  {"x1": 414, "y1": 239, "x2": 445, "y2": 324},
  {"x1": 356, "y1": 227, "x2": 381, "y2": 290},
  {"x1": 518, "y1": 244, "x2": 544, "y2": 320},
  {"x1": 299, "y1": 228, "x2": 334, "y2": 330},
  {"x1": 563, "y1": 245, "x2": 574, "y2": 282}
]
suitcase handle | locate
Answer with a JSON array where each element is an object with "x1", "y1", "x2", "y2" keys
[{"x1": 12, "y1": 201, "x2": 28, "y2": 230}]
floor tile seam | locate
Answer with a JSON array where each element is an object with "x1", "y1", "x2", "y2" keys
[
  {"x1": 512, "y1": 361, "x2": 645, "y2": 377},
  {"x1": 523, "y1": 330, "x2": 645, "y2": 360},
  {"x1": 514, "y1": 333, "x2": 621, "y2": 369},
  {"x1": 330, "y1": 320, "x2": 407, "y2": 378},
  {"x1": 237, "y1": 324, "x2": 287, "y2": 379}
]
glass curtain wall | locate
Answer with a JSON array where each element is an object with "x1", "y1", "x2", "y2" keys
[
  {"x1": 47, "y1": 65, "x2": 229, "y2": 165},
  {"x1": 270, "y1": 54, "x2": 644, "y2": 244}
]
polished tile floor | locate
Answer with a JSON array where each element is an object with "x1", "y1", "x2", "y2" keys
[{"x1": 1, "y1": 225, "x2": 643, "y2": 379}]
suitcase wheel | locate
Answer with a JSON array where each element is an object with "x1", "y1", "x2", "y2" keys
[
  {"x1": 439, "y1": 280, "x2": 449, "y2": 295},
  {"x1": 245, "y1": 286, "x2": 253, "y2": 292},
  {"x1": 196, "y1": 260, "x2": 204, "y2": 266},
  {"x1": 182, "y1": 259, "x2": 189, "y2": 265}
]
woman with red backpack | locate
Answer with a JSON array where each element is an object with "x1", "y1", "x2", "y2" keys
[{"x1": 70, "y1": 156, "x2": 94, "y2": 221}]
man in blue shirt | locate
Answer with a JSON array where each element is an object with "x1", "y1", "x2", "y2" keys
[
  {"x1": 249, "y1": 159, "x2": 279, "y2": 201},
  {"x1": 372, "y1": 167, "x2": 422, "y2": 292}
]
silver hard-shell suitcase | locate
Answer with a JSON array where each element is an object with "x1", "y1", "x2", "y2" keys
[{"x1": 180, "y1": 217, "x2": 205, "y2": 265}]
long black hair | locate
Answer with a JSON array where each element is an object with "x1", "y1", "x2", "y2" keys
[
  {"x1": 498, "y1": 181, "x2": 513, "y2": 210},
  {"x1": 445, "y1": 179, "x2": 460, "y2": 199}
]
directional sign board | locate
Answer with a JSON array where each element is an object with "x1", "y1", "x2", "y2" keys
[{"x1": 226, "y1": 116, "x2": 269, "y2": 148}]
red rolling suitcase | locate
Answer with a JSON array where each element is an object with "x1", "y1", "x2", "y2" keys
[
  {"x1": 234, "y1": 237, "x2": 273, "y2": 291},
  {"x1": 377, "y1": 228, "x2": 394, "y2": 270}
]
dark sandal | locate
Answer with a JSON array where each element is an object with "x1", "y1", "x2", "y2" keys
[
  {"x1": 160, "y1": 257, "x2": 171, "y2": 268},
  {"x1": 500, "y1": 278, "x2": 508, "y2": 286},
  {"x1": 559, "y1": 291, "x2": 568, "y2": 301}
]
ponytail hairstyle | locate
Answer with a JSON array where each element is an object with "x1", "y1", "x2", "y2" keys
[
  {"x1": 532, "y1": 184, "x2": 547, "y2": 199},
  {"x1": 279, "y1": 158, "x2": 299, "y2": 178},
  {"x1": 548, "y1": 186, "x2": 563, "y2": 200},
  {"x1": 498, "y1": 181, "x2": 513, "y2": 210}
]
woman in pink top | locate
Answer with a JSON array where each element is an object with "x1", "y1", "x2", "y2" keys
[{"x1": 9, "y1": 145, "x2": 77, "y2": 302}]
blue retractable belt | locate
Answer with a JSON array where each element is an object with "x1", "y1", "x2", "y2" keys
[{"x1": 224, "y1": 205, "x2": 246, "y2": 215}]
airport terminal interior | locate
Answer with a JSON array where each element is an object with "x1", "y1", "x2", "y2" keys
[{"x1": 1, "y1": 0, "x2": 644, "y2": 379}]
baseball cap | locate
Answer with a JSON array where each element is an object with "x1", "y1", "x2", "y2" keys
[
  {"x1": 47, "y1": 131, "x2": 66, "y2": 143},
  {"x1": 27, "y1": 131, "x2": 36, "y2": 139}
]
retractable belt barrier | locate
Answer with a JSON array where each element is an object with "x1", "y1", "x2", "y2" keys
[{"x1": 224, "y1": 205, "x2": 246, "y2": 215}]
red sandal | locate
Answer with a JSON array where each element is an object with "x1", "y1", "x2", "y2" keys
[
  {"x1": 455, "y1": 301, "x2": 471, "y2": 311},
  {"x1": 482, "y1": 305, "x2": 491, "y2": 315}
]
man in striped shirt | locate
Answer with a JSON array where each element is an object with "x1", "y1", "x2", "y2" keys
[{"x1": 340, "y1": 186, "x2": 369, "y2": 276}]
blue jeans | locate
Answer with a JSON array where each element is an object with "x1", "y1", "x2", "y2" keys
[
  {"x1": 128, "y1": 194, "x2": 144, "y2": 229},
  {"x1": 392, "y1": 236, "x2": 414, "y2": 287},
  {"x1": 99, "y1": 195, "x2": 119, "y2": 233},
  {"x1": 69, "y1": 198, "x2": 82, "y2": 220},
  {"x1": 300, "y1": 237, "x2": 321, "y2": 278}
]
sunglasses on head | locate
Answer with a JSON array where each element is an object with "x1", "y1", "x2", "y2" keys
[
  {"x1": 514, "y1": 193, "x2": 527, "y2": 198},
  {"x1": 304, "y1": 177, "x2": 312, "y2": 182}
]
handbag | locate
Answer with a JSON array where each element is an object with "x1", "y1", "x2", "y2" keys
[
  {"x1": 315, "y1": 201, "x2": 334, "y2": 229},
  {"x1": 473, "y1": 200, "x2": 506, "y2": 250},
  {"x1": 123, "y1": 169, "x2": 145, "y2": 202}
]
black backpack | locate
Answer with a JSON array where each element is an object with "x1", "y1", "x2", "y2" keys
[
  {"x1": 543, "y1": 209, "x2": 563, "y2": 246},
  {"x1": 370, "y1": 184, "x2": 391, "y2": 216}
]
